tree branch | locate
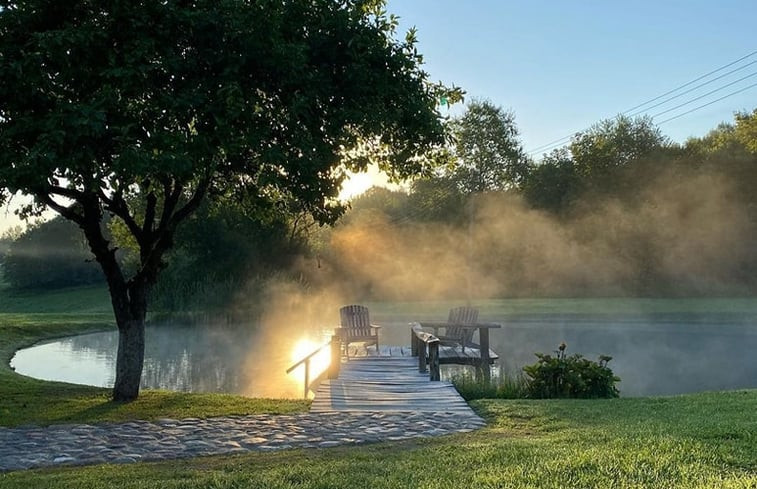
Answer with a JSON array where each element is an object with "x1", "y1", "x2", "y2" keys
[
  {"x1": 142, "y1": 187, "x2": 157, "y2": 239},
  {"x1": 105, "y1": 188, "x2": 145, "y2": 247},
  {"x1": 38, "y1": 193, "x2": 85, "y2": 225}
]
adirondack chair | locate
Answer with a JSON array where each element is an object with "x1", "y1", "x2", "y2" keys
[
  {"x1": 337, "y1": 304, "x2": 380, "y2": 355},
  {"x1": 432, "y1": 306, "x2": 479, "y2": 350}
]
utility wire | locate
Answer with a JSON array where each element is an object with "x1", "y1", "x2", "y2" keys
[
  {"x1": 656, "y1": 81, "x2": 757, "y2": 125},
  {"x1": 649, "y1": 71, "x2": 757, "y2": 119},
  {"x1": 526, "y1": 50, "x2": 757, "y2": 156},
  {"x1": 627, "y1": 60, "x2": 757, "y2": 117},
  {"x1": 622, "y1": 49, "x2": 757, "y2": 113}
]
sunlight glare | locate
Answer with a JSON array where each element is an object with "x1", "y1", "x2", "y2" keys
[
  {"x1": 290, "y1": 338, "x2": 331, "y2": 379},
  {"x1": 338, "y1": 164, "x2": 405, "y2": 201}
]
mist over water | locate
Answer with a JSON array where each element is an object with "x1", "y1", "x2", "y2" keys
[{"x1": 11, "y1": 306, "x2": 757, "y2": 397}]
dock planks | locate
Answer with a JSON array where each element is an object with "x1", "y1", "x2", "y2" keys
[{"x1": 311, "y1": 351, "x2": 478, "y2": 415}]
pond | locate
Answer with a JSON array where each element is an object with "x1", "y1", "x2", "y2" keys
[{"x1": 10, "y1": 309, "x2": 757, "y2": 398}]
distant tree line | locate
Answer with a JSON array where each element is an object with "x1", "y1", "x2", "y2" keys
[
  {"x1": 3, "y1": 103, "x2": 756, "y2": 301},
  {"x1": 323, "y1": 104, "x2": 757, "y2": 298}
]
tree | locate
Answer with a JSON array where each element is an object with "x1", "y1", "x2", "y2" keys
[
  {"x1": 569, "y1": 115, "x2": 669, "y2": 180},
  {"x1": 522, "y1": 148, "x2": 580, "y2": 213},
  {"x1": 2, "y1": 216, "x2": 104, "y2": 289},
  {"x1": 0, "y1": 0, "x2": 460, "y2": 400},
  {"x1": 449, "y1": 100, "x2": 531, "y2": 193}
]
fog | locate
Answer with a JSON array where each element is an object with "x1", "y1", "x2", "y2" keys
[
  {"x1": 9, "y1": 166, "x2": 757, "y2": 398},
  {"x1": 317, "y1": 169, "x2": 756, "y2": 300},
  {"x1": 238, "y1": 165, "x2": 757, "y2": 397}
]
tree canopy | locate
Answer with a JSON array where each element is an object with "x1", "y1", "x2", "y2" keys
[
  {"x1": 0, "y1": 0, "x2": 460, "y2": 400},
  {"x1": 449, "y1": 99, "x2": 530, "y2": 193}
]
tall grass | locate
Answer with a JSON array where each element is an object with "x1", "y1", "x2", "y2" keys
[{"x1": 451, "y1": 370, "x2": 529, "y2": 400}]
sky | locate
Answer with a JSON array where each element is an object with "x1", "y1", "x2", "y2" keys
[
  {"x1": 386, "y1": 0, "x2": 757, "y2": 154},
  {"x1": 3, "y1": 1, "x2": 757, "y2": 233}
]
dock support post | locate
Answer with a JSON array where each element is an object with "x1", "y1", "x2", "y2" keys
[
  {"x1": 329, "y1": 334, "x2": 341, "y2": 379},
  {"x1": 418, "y1": 341, "x2": 427, "y2": 373},
  {"x1": 428, "y1": 340, "x2": 440, "y2": 381},
  {"x1": 411, "y1": 328, "x2": 418, "y2": 356},
  {"x1": 479, "y1": 326, "x2": 491, "y2": 383}
]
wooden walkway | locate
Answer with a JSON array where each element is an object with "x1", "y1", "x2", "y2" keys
[{"x1": 310, "y1": 347, "x2": 478, "y2": 415}]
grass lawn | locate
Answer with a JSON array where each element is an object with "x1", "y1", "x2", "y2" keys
[
  {"x1": 368, "y1": 296, "x2": 757, "y2": 320},
  {"x1": 1, "y1": 392, "x2": 755, "y2": 488},
  {"x1": 0, "y1": 285, "x2": 308, "y2": 427}
]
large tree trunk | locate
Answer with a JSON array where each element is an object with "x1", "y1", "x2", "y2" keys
[
  {"x1": 110, "y1": 280, "x2": 150, "y2": 401},
  {"x1": 113, "y1": 319, "x2": 146, "y2": 401}
]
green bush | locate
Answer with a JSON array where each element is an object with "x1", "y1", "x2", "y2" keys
[{"x1": 523, "y1": 342, "x2": 620, "y2": 399}]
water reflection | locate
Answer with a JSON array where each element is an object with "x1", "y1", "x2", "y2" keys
[
  {"x1": 10, "y1": 312, "x2": 757, "y2": 397},
  {"x1": 11, "y1": 323, "x2": 332, "y2": 398}
]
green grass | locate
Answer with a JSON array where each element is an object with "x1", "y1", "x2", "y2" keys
[
  {"x1": 0, "y1": 286, "x2": 308, "y2": 427},
  {"x1": 1, "y1": 391, "x2": 754, "y2": 488},
  {"x1": 0, "y1": 284, "x2": 113, "y2": 315}
]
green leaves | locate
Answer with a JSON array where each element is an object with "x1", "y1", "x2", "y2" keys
[
  {"x1": 448, "y1": 99, "x2": 530, "y2": 193},
  {"x1": 523, "y1": 343, "x2": 621, "y2": 399}
]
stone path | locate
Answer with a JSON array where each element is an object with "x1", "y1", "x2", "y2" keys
[{"x1": 0, "y1": 411, "x2": 486, "y2": 471}]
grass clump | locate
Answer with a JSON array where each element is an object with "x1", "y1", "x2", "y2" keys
[{"x1": 451, "y1": 370, "x2": 529, "y2": 401}]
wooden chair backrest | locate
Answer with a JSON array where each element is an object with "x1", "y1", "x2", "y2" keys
[
  {"x1": 447, "y1": 306, "x2": 478, "y2": 344},
  {"x1": 339, "y1": 304, "x2": 372, "y2": 338}
]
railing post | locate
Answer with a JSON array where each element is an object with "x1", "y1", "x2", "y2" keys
[
  {"x1": 418, "y1": 341, "x2": 427, "y2": 373},
  {"x1": 329, "y1": 334, "x2": 341, "y2": 379},
  {"x1": 428, "y1": 340, "x2": 440, "y2": 381},
  {"x1": 411, "y1": 328, "x2": 418, "y2": 356},
  {"x1": 304, "y1": 361, "x2": 310, "y2": 398}
]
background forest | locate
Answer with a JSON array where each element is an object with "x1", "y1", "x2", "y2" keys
[{"x1": 3, "y1": 104, "x2": 756, "y2": 311}]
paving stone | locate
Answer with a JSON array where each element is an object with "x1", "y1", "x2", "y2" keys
[{"x1": 0, "y1": 411, "x2": 486, "y2": 472}]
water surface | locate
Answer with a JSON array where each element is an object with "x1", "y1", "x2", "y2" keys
[{"x1": 11, "y1": 310, "x2": 757, "y2": 397}]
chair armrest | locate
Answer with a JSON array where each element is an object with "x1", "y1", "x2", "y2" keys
[{"x1": 370, "y1": 324, "x2": 382, "y2": 329}]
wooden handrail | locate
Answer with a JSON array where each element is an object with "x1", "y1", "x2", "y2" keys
[
  {"x1": 417, "y1": 320, "x2": 500, "y2": 382},
  {"x1": 286, "y1": 335, "x2": 341, "y2": 398},
  {"x1": 286, "y1": 340, "x2": 332, "y2": 374}
]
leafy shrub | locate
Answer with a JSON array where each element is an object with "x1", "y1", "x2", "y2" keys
[{"x1": 523, "y1": 342, "x2": 620, "y2": 399}]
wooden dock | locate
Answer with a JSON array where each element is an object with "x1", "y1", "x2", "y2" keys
[
  {"x1": 311, "y1": 352, "x2": 475, "y2": 414},
  {"x1": 292, "y1": 316, "x2": 501, "y2": 417}
]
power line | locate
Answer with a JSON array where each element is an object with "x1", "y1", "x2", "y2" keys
[
  {"x1": 526, "y1": 50, "x2": 757, "y2": 157},
  {"x1": 656, "y1": 81, "x2": 757, "y2": 125},
  {"x1": 622, "y1": 49, "x2": 757, "y2": 114},
  {"x1": 627, "y1": 60, "x2": 757, "y2": 117},
  {"x1": 649, "y1": 71, "x2": 757, "y2": 119}
]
